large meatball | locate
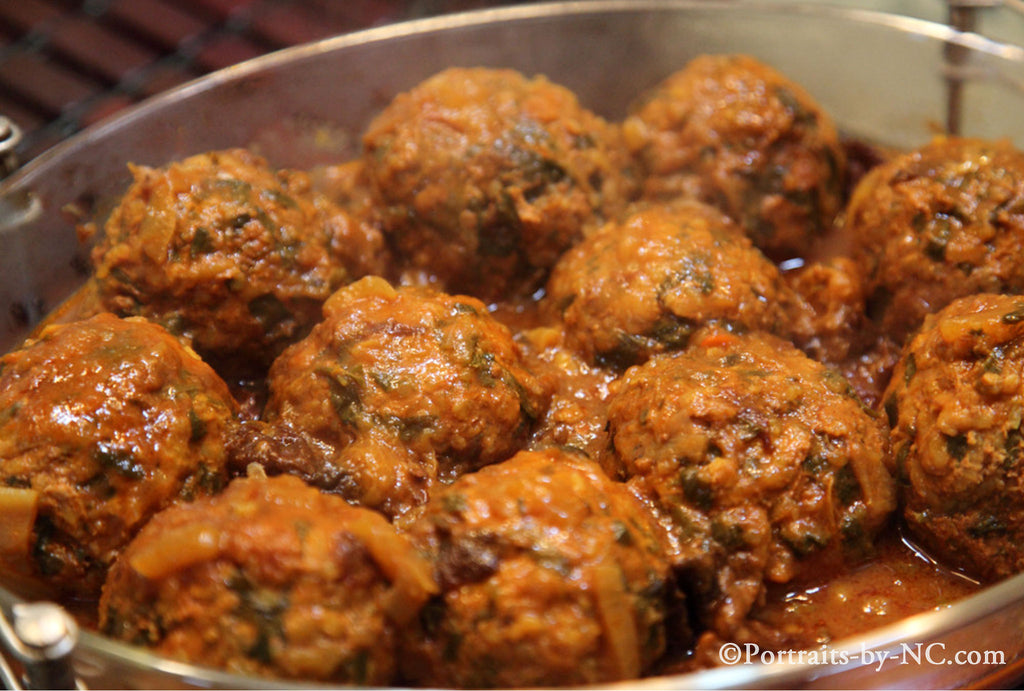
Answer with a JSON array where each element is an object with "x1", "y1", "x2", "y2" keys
[
  {"x1": 362, "y1": 67, "x2": 637, "y2": 300},
  {"x1": 0, "y1": 313, "x2": 236, "y2": 600},
  {"x1": 623, "y1": 54, "x2": 846, "y2": 259},
  {"x1": 263, "y1": 276, "x2": 548, "y2": 519},
  {"x1": 99, "y1": 472, "x2": 435, "y2": 684},
  {"x1": 90, "y1": 148, "x2": 387, "y2": 371},
  {"x1": 843, "y1": 136, "x2": 1024, "y2": 345},
  {"x1": 606, "y1": 331, "x2": 895, "y2": 636},
  {"x1": 882, "y1": 293, "x2": 1024, "y2": 583},
  {"x1": 398, "y1": 448, "x2": 684, "y2": 689},
  {"x1": 544, "y1": 200, "x2": 802, "y2": 370}
]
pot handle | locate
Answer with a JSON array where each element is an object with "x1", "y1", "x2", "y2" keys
[
  {"x1": 0, "y1": 116, "x2": 22, "y2": 180},
  {"x1": 0, "y1": 601, "x2": 82, "y2": 690}
]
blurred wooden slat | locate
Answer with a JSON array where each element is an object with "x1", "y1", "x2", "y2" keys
[
  {"x1": 192, "y1": 32, "x2": 263, "y2": 71},
  {"x1": 47, "y1": 17, "x2": 161, "y2": 83},
  {"x1": 0, "y1": 51, "x2": 99, "y2": 116},
  {"x1": 0, "y1": 0, "x2": 526, "y2": 163},
  {"x1": 0, "y1": 0, "x2": 67, "y2": 33},
  {"x1": 105, "y1": 0, "x2": 208, "y2": 51}
]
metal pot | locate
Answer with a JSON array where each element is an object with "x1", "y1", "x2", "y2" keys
[{"x1": 2, "y1": 1, "x2": 1024, "y2": 688}]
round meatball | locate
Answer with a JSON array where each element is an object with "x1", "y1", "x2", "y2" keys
[
  {"x1": 99, "y1": 472, "x2": 435, "y2": 684},
  {"x1": 362, "y1": 67, "x2": 637, "y2": 300},
  {"x1": 90, "y1": 148, "x2": 387, "y2": 371},
  {"x1": 606, "y1": 331, "x2": 895, "y2": 636},
  {"x1": 398, "y1": 448, "x2": 683, "y2": 688},
  {"x1": 264, "y1": 276, "x2": 548, "y2": 519},
  {"x1": 0, "y1": 313, "x2": 236, "y2": 600},
  {"x1": 882, "y1": 293, "x2": 1024, "y2": 582},
  {"x1": 544, "y1": 200, "x2": 801, "y2": 369},
  {"x1": 623, "y1": 54, "x2": 847, "y2": 259},
  {"x1": 843, "y1": 136, "x2": 1024, "y2": 345}
]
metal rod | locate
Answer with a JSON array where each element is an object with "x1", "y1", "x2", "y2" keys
[
  {"x1": 0, "y1": 117, "x2": 21, "y2": 179},
  {"x1": 0, "y1": 602, "x2": 81, "y2": 690},
  {"x1": 944, "y1": 1, "x2": 979, "y2": 135}
]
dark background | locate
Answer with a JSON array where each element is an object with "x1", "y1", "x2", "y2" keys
[{"x1": 0, "y1": 0, "x2": 538, "y2": 166}]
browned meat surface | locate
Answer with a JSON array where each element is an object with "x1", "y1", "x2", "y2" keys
[
  {"x1": 544, "y1": 199, "x2": 805, "y2": 370},
  {"x1": 623, "y1": 54, "x2": 846, "y2": 260},
  {"x1": 398, "y1": 448, "x2": 685, "y2": 688},
  {"x1": 99, "y1": 472, "x2": 435, "y2": 684},
  {"x1": 883, "y1": 293, "x2": 1024, "y2": 582},
  {"x1": 0, "y1": 313, "x2": 237, "y2": 600},
  {"x1": 843, "y1": 136, "x2": 1024, "y2": 346},
  {"x1": 362, "y1": 66, "x2": 637, "y2": 300},
  {"x1": 263, "y1": 276, "x2": 548, "y2": 519},
  {"x1": 606, "y1": 331, "x2": 895, "y2": 637},
  {"x1": 89, "y1": 148, "x2": 387, "y2": 373}
]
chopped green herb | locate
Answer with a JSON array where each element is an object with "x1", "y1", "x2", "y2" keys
[
  {"x1": 679, "y1": 467, "x2": 713, "y2": 510},
  {"x1": 190, "y1": 227, "x2": 215, "y2": 257},
  {"x1": 903, "y1": 353, "x2": 917, "y2": 385},
  {"x1": 248, "y1": 293, "x2": 292, "y2": 330},
  {"x1": 834, "y1": 464, "x2": 861, "y2": 505},
  {"x1": 968, "y1": 514, "x2": 1007, "y2": 537},
  {"x1": 94, "y1": 445, "x2": 145, "y2": 479},
  {"x1": 188, "y1": 408, "x2": 207, "y2": 443},
  {"x1": 317, "y1": 368, "x2": 362, "y2": 426},
  {"x1": 1002, "y1": 304, "x2": 1024, "y2": 324},
  {"x1": 945, "y1": 433, "x2": 969, "y2": 461}
]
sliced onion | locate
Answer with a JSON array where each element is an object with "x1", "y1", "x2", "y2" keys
[
  {"x1": 128, "y1": 523, "x2": 221, "y2": 580},
  {"x1": 592, "y1": 560, "x2": 641, "y2": 680},
  {"x1": 0, "y1": 486, "x2": 39, "y2": 558}
]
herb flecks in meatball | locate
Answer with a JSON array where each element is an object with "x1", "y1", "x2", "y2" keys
[
  {"x1": 624, "y1": 54, "x2": 846, "y2": 259},
  {"x1": 883, "y1": 293, "x2": 1024, "y2": 583},
  {"x1": 843, "y1": 136, "x2": 1024, "y2": 345},
  {"x1": 264, "y1": 276, "x2": 548, "y2": 519},
  {"x1": 545, "y1": 200, "x2": 803, "y2": 370},
  {"x1": 399, "y1": 448, "x2": 684, "y2": 688},
  {"x1": 607, "y1": 331, "x2": 895, "y2": 637},
  {"x1": 0, "y1": 313, "x2": 236, "y2": 600},
  {"x1": 363, "y1": 67, "x2": 637, "y2": 300},
  {"x1": 90, "y1": 148, "x2": 387, "y2": 372},
  {"x1": 99, "y1": 473, "x2": 435, "y2": 684}
]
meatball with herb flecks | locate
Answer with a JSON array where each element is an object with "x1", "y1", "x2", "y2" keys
[
  {"x1": 544, "y1": 200, "x2": 803, "y2": 370},
  {"x1": 623, "y1": 54, "x2": 846, "y2": 259},
  {"x1": 843, "y1": 136, "x2": 1024, "y2": 345},
  {"x1": 882, "y1": 293, "x2": 1024, "y2": 583},
  {"x1": 263, "y1": 276, "x2": 548, "y2": 519},
  {"x1": 362, "y1": 67, "x2": 637, "y2": 300},
  {"x1": 0, "y1": 313, "x2": 236, "y2": 601},
  {"x1": 89, "y1": 148, "x2": 387, "y2": 373},
  {"x1": 606, "y1": 331, "x2": 895, "y2": 637},
  {"x1": 398, "y1": 448, "x2": 685, "y2": 689},
  {"x1": 99, "y1": 472, "x2": 436, "y2": 684}
]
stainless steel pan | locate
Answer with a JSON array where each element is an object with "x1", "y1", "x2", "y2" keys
[{"x1": 3, "y1": 2, "x2": 1024, "y2": 688}]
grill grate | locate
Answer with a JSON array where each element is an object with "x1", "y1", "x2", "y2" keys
[{"x1": 0, "y1": 0, "x2": 527, "y2": 165}]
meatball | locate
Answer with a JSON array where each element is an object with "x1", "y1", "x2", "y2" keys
[
  {"x1": 264, "y1": 276, "x2": 548, "y2": 519},
  {"x1": 623, "y1": 54, "x2": 847, "y2": 259},
  {"x1": 398, "y1": 448, "x2": 683, "y2": 688},
  {"x1": 882, "y1": 293, "x2": 1024, "y2": 583},
  {"x1": 606, "y1": 331, "x2": 895, "y2": 636},
  {"x1": 99, "y1": 472, "x2": 435, "y2": 684},
  {"x1": 0, "y1": 313, "x2": 236, "y2": 600},
  {"x1": 362, "y1": 67, "x2": 637, "y2": 300},
  {"x1": 90, "y1": 148, "x2": 387, "y2": 372},
  {"x1": 518, "y1": 325, "x2": 619, "y2": 471},
  {"x1": 544, "y1": 200, "x2": 802, "y2": 370},
  {"x1": 843, "y1": 136, "x2": 1024, "y2": 345},
  {"x1": 783, "y1": 256, "x2": 871, "y2": 367}
]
